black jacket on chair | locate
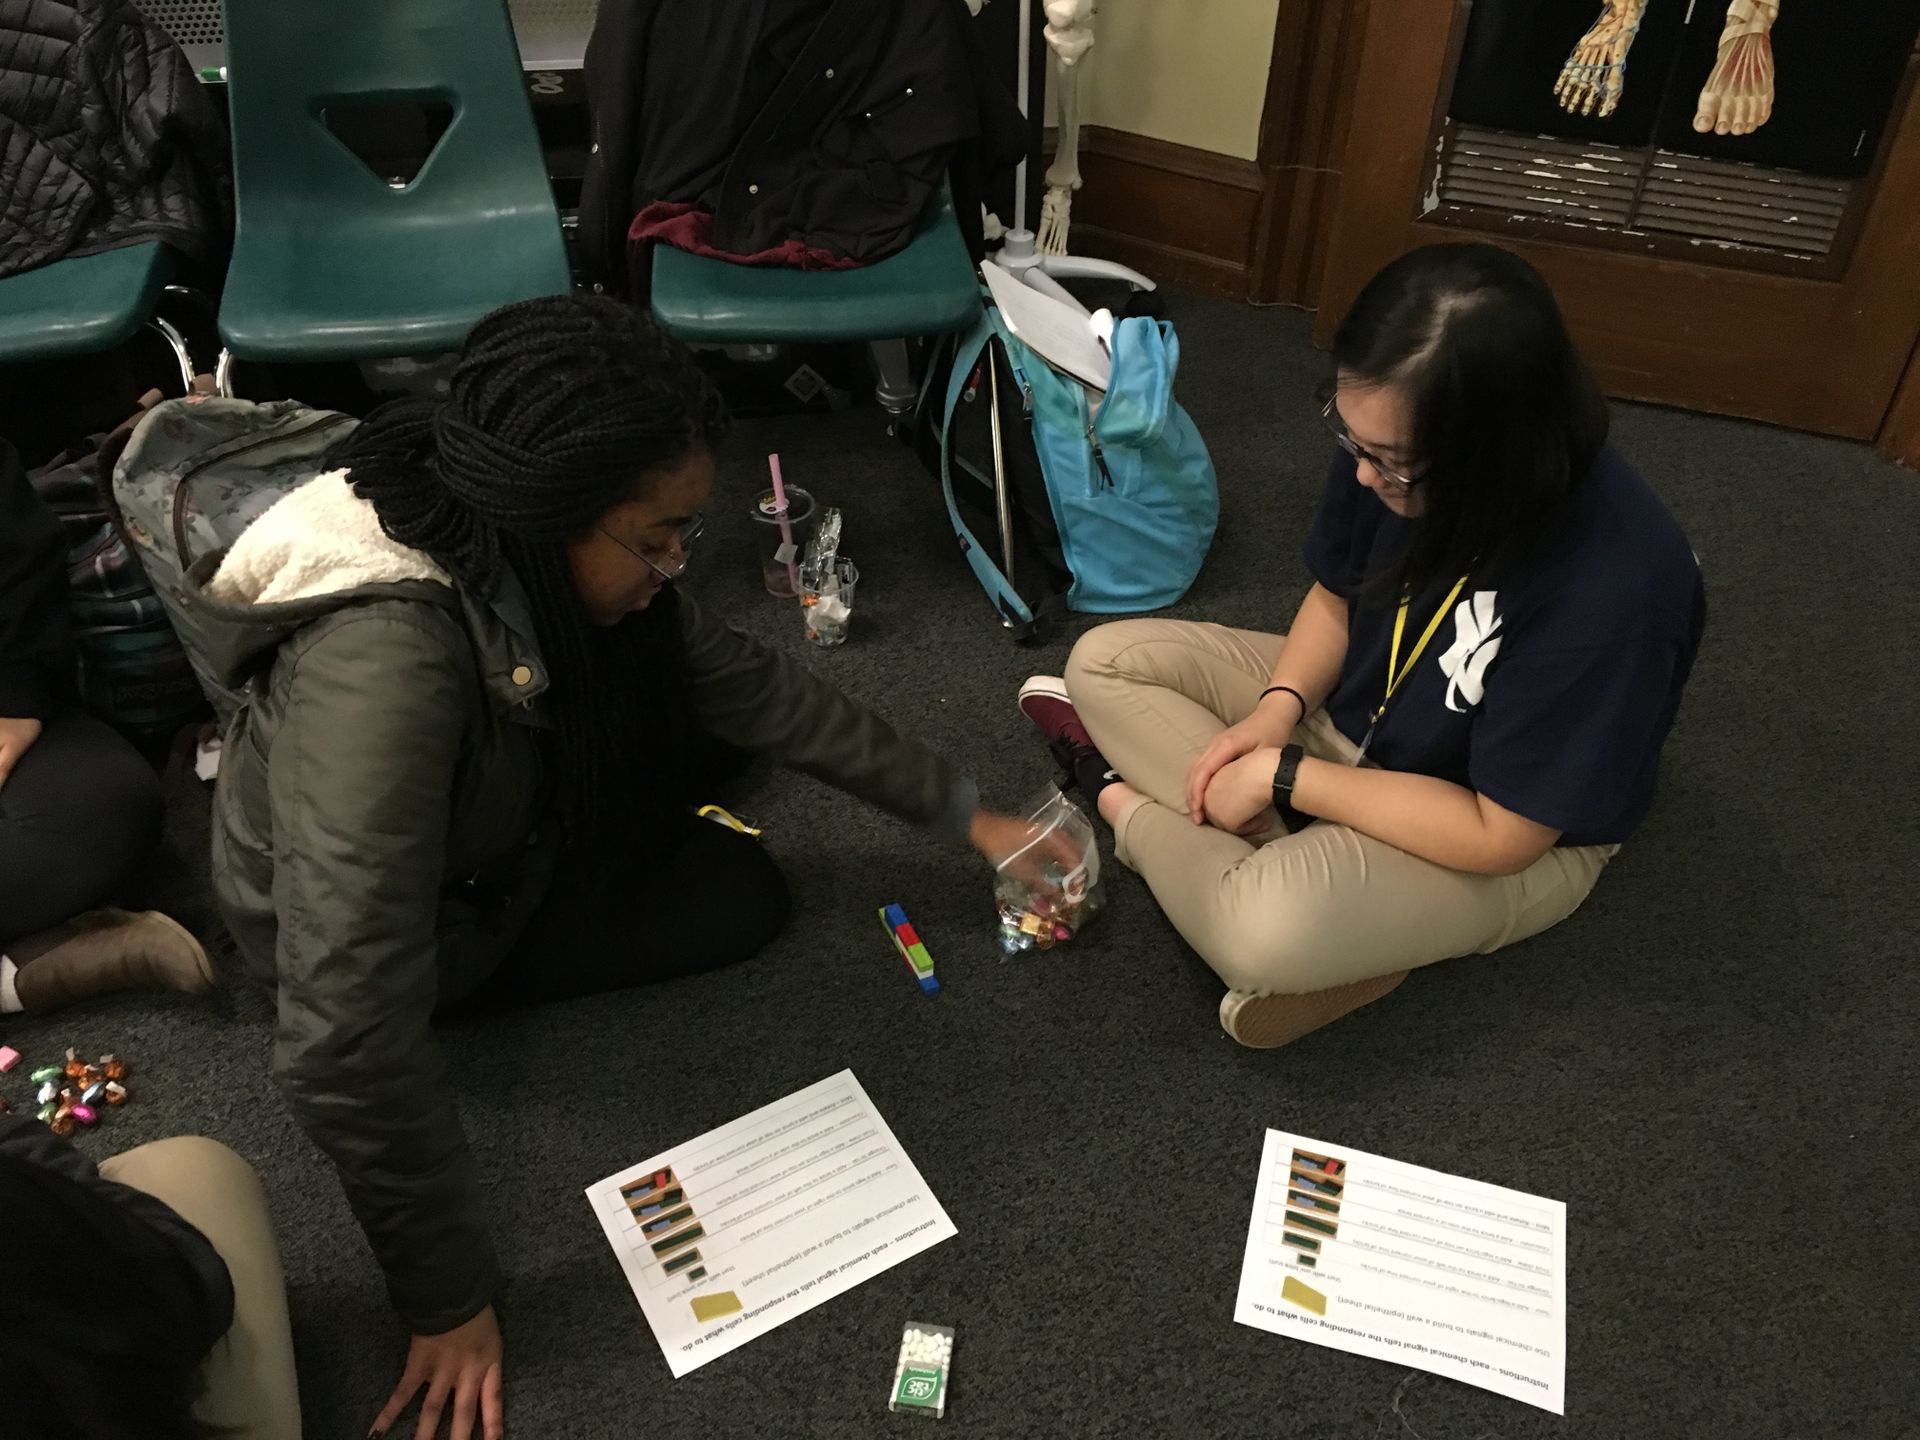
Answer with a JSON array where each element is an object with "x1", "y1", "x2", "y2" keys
[
  {"x1": 578, "y1": 0, "x2": 1026, "y2": 289},
  {"x1": 0, "y1": 0, "x2": 230, "y2": 279}
]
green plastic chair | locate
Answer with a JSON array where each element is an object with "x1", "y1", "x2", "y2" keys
[
  {"x1": 648, "y1": 192, "x2": 980, "y2": 347},
  {"x1": 216, "y1": 0, "x2": 571, "y2": 368},
  {"x1": 0, "y1": 242, "x2": 198, "y2": 388},
  {"x1": 649, "y1": 191, "x2": 981, "y2": 416}
]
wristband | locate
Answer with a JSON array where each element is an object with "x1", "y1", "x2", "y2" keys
[
  {"x1": 1257, "y1": 685, "x2": 1307, "y2": 724},
  {"x1": 1270, "y1": 743, "x2": 1305, "y2": 806}
]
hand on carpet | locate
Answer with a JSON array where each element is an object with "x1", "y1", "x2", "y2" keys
[{"x1": 370, "y1": 1304, "x2": 504, "y2": 1440}]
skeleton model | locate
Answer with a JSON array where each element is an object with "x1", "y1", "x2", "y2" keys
[
  {"x1": 1553, "y1": 0, "x2": 1779, "y2": 137},
  {"x1": 969, "y1": 0, "x2": 1155, "y2": 298},
  {"x1": 1038, "y1": 0, "x2": 1095, "y2": 254}
]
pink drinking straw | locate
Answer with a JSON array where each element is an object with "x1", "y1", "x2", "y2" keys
[{"x1": 768, "y1": 453, "x2": 799, "y2": 594}]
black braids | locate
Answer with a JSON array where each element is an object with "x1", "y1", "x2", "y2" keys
[
  {"x1": 333, "y1": 399, "x2": 503, "y2": 590},
  {"x1": 332, "y1": 294, "x2": 726, "y2": 868}
]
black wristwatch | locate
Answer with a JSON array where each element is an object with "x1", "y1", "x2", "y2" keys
[{"x1": 1270, "y1": 743, "x2": 1306, "y2": 810}]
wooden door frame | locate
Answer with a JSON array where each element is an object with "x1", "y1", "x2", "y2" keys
[
  {"x1": 1049, "y1": 1, "x2": 1375, "y2": 305},
  {"x1": 1878, "y1": 337, "x2": 1920, "y2": 467},
  {"x1": 1310, "y1": 0, "x2": 1920, "y2": 442},
  {"x1": 1247, "y1": 0, "x2": 1372, "y2": 308}
]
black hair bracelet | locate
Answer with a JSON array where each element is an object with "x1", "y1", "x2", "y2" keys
[{"x1": 1257, "y1": 685, "x2": 1307, "y2": 721}]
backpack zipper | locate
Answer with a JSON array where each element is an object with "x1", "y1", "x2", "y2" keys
[
  {"x1": 1087, "y1": 416, "x2": 1114, "y2": 490},
  {"x1": 171, "y1": 412, "x2": 355, "y2": 567}
]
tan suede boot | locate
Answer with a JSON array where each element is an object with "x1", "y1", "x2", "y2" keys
[
  {"x1": 8, "y1": 910, "x2": 215, "y2": 1015},
  {"x1": 1218, "y1": 970, "x2": 1410, "y2": 1049}
]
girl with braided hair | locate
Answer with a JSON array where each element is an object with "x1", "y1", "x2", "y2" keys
[{"x1": 193, "y1": 294, "x2": 1049, "y2": 1440}]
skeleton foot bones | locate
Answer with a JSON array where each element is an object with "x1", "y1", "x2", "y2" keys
[{"x1": 1554, "y1": 0, "x2": 1649, "y2": 118}]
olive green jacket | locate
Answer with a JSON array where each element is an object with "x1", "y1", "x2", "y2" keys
[{"x1": 192, "y1": 473, "x2": 973, "y2": 1333}]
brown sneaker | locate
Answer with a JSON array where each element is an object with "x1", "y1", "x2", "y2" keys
[
  {"x1": 9, "y1": 910, "x2": 215, "y2": 1016},
  {"x1": 1218, "y1": 970, "x2": 1410, "y2": 1049}
]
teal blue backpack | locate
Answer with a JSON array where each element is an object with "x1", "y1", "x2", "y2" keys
[{"x1": 930, "y1": 304, "x2": 1219, "y2": 638}]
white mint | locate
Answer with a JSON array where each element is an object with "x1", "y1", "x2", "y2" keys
[{"x1": 897, "y1": 1325, "x2": 951, "y2": 1373}]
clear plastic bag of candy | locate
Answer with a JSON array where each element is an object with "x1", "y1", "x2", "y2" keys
[{"x1": 993, "y1": 785, "x2": 1103, "y2": 956}]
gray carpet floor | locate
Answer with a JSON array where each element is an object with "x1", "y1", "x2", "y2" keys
[{"x1": 5, "y1": 295, "x2": 1916, "y2": 1439}]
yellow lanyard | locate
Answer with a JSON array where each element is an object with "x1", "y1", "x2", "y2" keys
[{"x1": 1357, "y1": 575, "x2": 1468, "y2": 760}]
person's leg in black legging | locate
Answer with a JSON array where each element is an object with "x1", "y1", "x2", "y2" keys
[
  {"x1": 474, "y1": 817, "x2": 792, "y2": 1008},
  {"x1": 0, "y1": 708, "x2": 212, "y2": 1016},
  {"x1": 0, "y1": 708, "x2": 161, "y2": 938}
]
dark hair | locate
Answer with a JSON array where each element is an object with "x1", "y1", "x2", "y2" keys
[
  {"x1": 0, "y1": 1154, "x2": 227, "y2": 1440},
  {"x1": 333, "y1": 294, "x2": 727, "y2": 863},
  {"x1": 1330, "y1": 243, "x2": 1608, "y2": 599}
]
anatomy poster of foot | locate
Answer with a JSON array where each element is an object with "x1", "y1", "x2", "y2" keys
[
  {"x1": 1552, "y1": 0, "x2": 1650, "y2": 120},
  {"x1": 1451, "y1": 0, "x2": 1920, "y2": 177},
  {"x1": 586, "y1": 1070, "x2": 956, "y2": 1378},
  {"x1": 1690, "y1": 0, "x2": 1778, "y2": 136},
  {"x1": 1234, "y1": 1130, "x2": 1568, "y2": 1413}
]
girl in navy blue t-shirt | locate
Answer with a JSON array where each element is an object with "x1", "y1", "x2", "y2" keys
[{"x1": 1017, "y1": 244, "x2": 1705, "y2": 1049}]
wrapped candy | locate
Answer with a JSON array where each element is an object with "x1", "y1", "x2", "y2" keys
[
  {"x1": 21, "y1": 1050, "x2": 136, "y2": 1127},
  {"x1": 991, "y1": 787, "x2": 1103, "y2": 958}
]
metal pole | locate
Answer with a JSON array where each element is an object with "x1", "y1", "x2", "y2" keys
[
  {"x1": 986, "y1": 345, "x2": 1017, "y2": 588},
  {"x1": 1014, "y1": 0, "x2": 1031, "y2": 233}
]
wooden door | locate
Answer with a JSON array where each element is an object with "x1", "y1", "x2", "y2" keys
[{"x1": 1313, "y1": 0, "x2": 1920, "y2": 452}]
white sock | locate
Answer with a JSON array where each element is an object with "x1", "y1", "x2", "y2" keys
[{"x1": 0, "y1": 956, "x2": 20, "y2": 1014}]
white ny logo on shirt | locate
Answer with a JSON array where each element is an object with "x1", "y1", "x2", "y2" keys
[{"x1": 1437, "y1": 590, "x2": 1503, "y2": 713}]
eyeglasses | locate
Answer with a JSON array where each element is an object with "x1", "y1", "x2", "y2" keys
[
  {"x1": 599, "y1": 512, "x2": 706, "y2": 582},
  {"x1": 1319, "y1": 394, "x2": 1426, "y2": 491}
]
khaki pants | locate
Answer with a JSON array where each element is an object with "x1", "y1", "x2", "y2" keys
[
  {"x1": 100, "y1": 1137, "x2": 303, "y2": 1438},
  {"x1": 1066, "y1": 619, "x2": 1617, "y2": 995}
]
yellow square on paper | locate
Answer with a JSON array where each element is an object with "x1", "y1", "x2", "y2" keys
[
  {"x1": 690, "y1": 1291, "x2": 742, "y2": 1323},
  {"x1": 1281, "y1": 1275, "x2": 1327, "y2": 1316}
]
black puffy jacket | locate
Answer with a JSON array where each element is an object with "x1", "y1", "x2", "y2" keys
[
  {"x1": 578, "y1": 0, "x2": 1026, "y2": 287},
  {"x1": 0, "y1": 0, "x2": 230, "y2": 279}
]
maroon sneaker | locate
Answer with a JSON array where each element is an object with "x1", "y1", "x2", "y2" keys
[
  {"x1": 1018, "y1": 676, "x2": 1119, "y2": 806},
  {"x1": 1018, "y1": 675, "x2": 1093, "y2": 755}
]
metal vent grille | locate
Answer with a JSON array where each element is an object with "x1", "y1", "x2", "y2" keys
[
  {"x1": 1435, "y1": 123, "x2": 1850, "y2": 257},
  {"x1": 139, "y1": 0, "x2": 222, "y2": 47},
  {"x1": 1435, "y1": 127, "x2": 1636, "y2": 226},
  {"x1": 1634, "y1": 152, "x2": 1849, "y2": 253},
  {"x1": 510, "y1": 0, "x2": 601, "y2": 28},
  {"x1": 508, "y1": 0, "x2": 600, "y2": 68},
  {"x1": 135, "y1": 0, "x2": 602, "y2": 70}
]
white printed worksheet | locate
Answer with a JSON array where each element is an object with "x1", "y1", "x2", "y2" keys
[
  {"x1": 586, "y1": 1069, "x2": 956, "y2": 1378},
  {"x1": 1233, "y1": 1129, "x2": 1567, "y2": 1413}
]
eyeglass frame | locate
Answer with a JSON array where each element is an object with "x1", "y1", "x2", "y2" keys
[
  {"x1": 1318, "y1": 392, "x2": 1427, "y2": 491},
  {"x1": 597, "y1": 512, "x2": 706, "y2": 582}
]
